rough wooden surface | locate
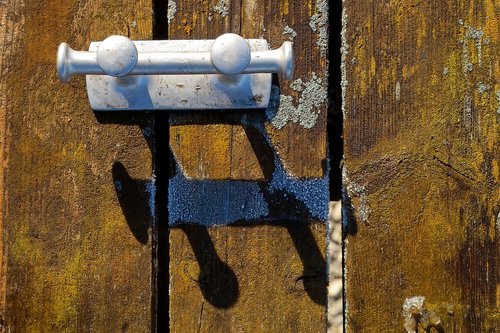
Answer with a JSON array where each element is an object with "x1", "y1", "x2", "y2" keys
[
  {"x1": 169, "y1": 0, "x2": 328, "y2": 181},
  {"x1": 168, "y1": 0, "x2": 329, "y2": 332},
  {"x1": 343, "y1": 1, "x2": 499, "y2": 332},
  {"x1": 0, "y1": 0, "x2": 154, "y2": 331}
]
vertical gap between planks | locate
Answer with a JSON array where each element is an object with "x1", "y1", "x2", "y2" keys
[
  {"x1": 328, "y1": 0, "x2": 343, "y2": 202},
  {"x1": 152, "y1": 0, "x2": 170, "y2": 332},
  {"x1": 327, "y1": 0, "x2": 344, "y2": 332}
]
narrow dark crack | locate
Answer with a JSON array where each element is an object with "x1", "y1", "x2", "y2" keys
[{"x1": 433, "y1": 155, "x2": 488, "y2": 189}]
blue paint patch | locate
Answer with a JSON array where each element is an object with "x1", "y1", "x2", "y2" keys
[
  {"x1": 168, "y1": 111, "x2": 329, "y2": 226},
  {"x1": 169, "y1": 172, "x2": 269, "y2": 225},
  {"x1": 269, "y1": 161, "x2": 329, "y2": 221}
]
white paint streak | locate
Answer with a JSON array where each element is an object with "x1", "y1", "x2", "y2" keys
[
  {"x1": 167, "y1": 0, "x2": 177, "y2": 24},
  {"x1": 266, "y1": 73, "x2": 327, "y2": 129},
  {"x1": 309, "y1": 0, "x2": 328, "y2": 52},
  {"x1": 396, "y1": 81, "x2": 401, "y2": 101}
]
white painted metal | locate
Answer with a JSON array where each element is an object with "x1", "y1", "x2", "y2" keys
[
  {"x1": 57, "y1": 33, "x2": 294, "y2": 110},
  {"x1": 210, "y1": 33, "x2": 251, "y2": 75},
  {"x1": 96, "y1": 35, "x2": 138, "y2": 77}
]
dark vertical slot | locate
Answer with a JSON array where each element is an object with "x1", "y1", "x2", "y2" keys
[
  {"x1": 153, "y1": 0, "x2": 169, "y2": 39},
  {"x1": 328, "y1": 0, "x2": 345, "y2": 331},
  {"x1": 153, "y1": 112, "x2": 170, "y2": 333},
  {"x1": 328, "y1": 0, "x2": 343, "y2": 202},
  {"x1": 152, "y1": 0, "x2": 170, "y2": 332}
]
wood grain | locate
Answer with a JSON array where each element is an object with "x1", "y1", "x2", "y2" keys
[
  {"x1": 0, "y1": 0, "x2": 154, "y2": 331},
  {"x1": 169, "y1": 0, "x2": 328, "y2": 181},
  {"x1": 168, "y1": 0, "x2": 329, "y2": 332},
  {"x1": 343, "y1": 1, "x2": 500, "y2": 331}
]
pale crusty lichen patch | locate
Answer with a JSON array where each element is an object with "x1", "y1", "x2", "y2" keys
[
  {"x1": 167, "y1": 0, "x2": 177, "y2": 24},
  {"x1": 213, "y1": 0, "x2": 229, "y2": 17},
  {"x1": 282, "y1": 25, "x2": 297, "y2": 41},
  {"x1": 266, "y1": 73, "x2": 327, "y2": 129},
  {"x1": 309, "y1": 0, "x2": 328, "y2": 52}
]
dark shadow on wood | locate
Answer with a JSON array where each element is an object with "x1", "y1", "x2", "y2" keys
[
  {"x1": 285, "y1": 222, "x2": 327, "y2": 306},
  {"x1": 180, "y1": 225, "x2": 240, "y2": 309},
  {"x1": 242, "y1": 113, "x2": 276, "y2": 180},
  {"x1": 168, "y1": 105, "x2": 328, "y2": 306},
  {"x1": 341, "y1": 191, "x2": 357, "y2": 238},
  {"x1": 112, "y1": 161, "x2": 152, "y2": 244}
]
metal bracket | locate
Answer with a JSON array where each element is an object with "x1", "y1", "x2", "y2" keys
[{"x1": 57, "y1": 34, "x2": 294, "y2": 110}]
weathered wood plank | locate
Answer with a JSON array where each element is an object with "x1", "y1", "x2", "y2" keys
[
  {"x1": 343, "y1": 1, "x2": 499, "y2": 332},
  {"x1": 168, "y1": 0, "x2": 329, "y2": 331},
  {"x1": 0, "y1": 0, "x2": 154, "y2": 331}
]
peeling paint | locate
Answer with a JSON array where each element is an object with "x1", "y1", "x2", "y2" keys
[
  {"x1": 402, "y1": 296, "x2": 442, "y2": 333},
  {"x1": 282, "y1": 25, "x2": 297, "y2": 41},
  {"x1": 395, "y1": 81, "x2": 401, "y2": 101},
  {"x1": 443, "y1": 67, "x2": 449, "y2": 75},
  {"x1": 309, "y1": 0, "x2": 328, "y2": 52},
  {"x1": 213, "y1": 0, "x2": 229, "y2": 18},
  {"x1": 342, "y1": 167, "x2": 370, "y2": 224},
  {"x1": 266, "y1": 73, "x2": 327, "y2": 129},
  {"x1": 167, "y1": 0, "x2": 177, "y2": 24}
]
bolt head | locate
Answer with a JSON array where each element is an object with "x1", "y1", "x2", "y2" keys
[
  {"x1": 210, "y1": 33, "x2": 251, "y2": 75},
  {"x1": 97, "y1": 35, "x2": 138, "y2": 77}
]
